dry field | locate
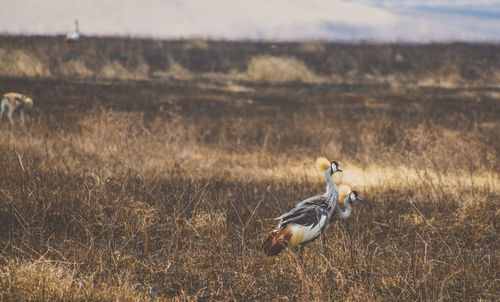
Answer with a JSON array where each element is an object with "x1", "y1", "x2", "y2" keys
[{"x1": 0, "y1": 38, "x2": 499, "y2": 301}]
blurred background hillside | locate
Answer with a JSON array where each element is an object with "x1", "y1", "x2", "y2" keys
[{"x1": 1, "y1": 36, "x2": 500, "y2": 89}]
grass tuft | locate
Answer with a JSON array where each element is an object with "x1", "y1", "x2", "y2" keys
[{"x1": 247, "y1": 55, "x2": 319, "y2": 83}]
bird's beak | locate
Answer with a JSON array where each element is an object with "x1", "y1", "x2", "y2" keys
[
  {"x1": 356, "y1": 197, "x2": 363, "y2": 201},
  {"x1": 337, "y1": 168, "x2": 343, "y2": 172}
]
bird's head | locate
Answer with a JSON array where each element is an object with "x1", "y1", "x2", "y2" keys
[
  {"x1": 330, "y1": 160, "x2": 342, "y2": 174},
  {"x1": 349, "y1": 191, "x2": 362, "y2": 202},
  {"x1": 316, "y1": 157, "x2": 342, "y2": 174}
]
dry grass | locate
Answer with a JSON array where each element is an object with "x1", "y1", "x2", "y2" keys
[
  {"x1": 0, "y1": 48, "x2": 50, "y2": 77},
  {"x1": 247, "y1": 55, "x2": 320, "y2": 83},
  {"x1": 183, "y1": 38, "x2": 210, "y2": 50},
  {"x1": 297, "y1": 40, "x2": 326, "y2": 53},
  {"x1": 2, "y1": 36, "x2": 500, "y2": 88},
  {"x1": 0, "y1": 75, "x2": 498, "y2": 301},
  {"x1": 100, "y1": 59, "x2": 150, "y2": 80},
  {"x1": 152, "y1": 60, "x2": 194, "y2": 80},
  {"x1": 55, "y1": 59, "x2": 93, "y2": 78},
  {"x1": 0, "y1": 259, "x2": 149, "y2": 301}
]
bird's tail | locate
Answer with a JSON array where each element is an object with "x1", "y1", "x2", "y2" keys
[{"x1": 262, "y1": 225, "x2": 292, "y2": 256}]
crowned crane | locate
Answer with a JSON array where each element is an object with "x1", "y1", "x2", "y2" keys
[
  {"x1": 0, "y1": 92, "x2": 34, "y2": 126},
  {"x1": 335, "y1": 184, "x2": 362, "y2": 220},
  {"x1": 65, "y1": 19, "x2": 80, "y2": 42},
  {"x1": 261, "y1": 157, "x2": 342, "y2": 256}
]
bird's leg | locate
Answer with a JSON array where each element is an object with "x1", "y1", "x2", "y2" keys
[
  {"x1": 299, "y1": 244, "x2": 304, "y2": 262},
  {"x1": 20, "y1": 110, "x2": 25, "y2": 126},
  {"x1": 321, "y1": 233, "x2": 327, "y2": 252}
]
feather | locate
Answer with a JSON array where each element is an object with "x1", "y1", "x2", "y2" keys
[
  {"x1": 288, "y1": 227, "x2": 305, "y2": 248},
  {"x1": 262, "y1": 227, "x2": 293, "y2": 256},
  {"x1": 338, "y1": 184, "x2": 351, "y2": 203},
  {"x1": 316, "y1": 156, "x2": 331, "y2": 171}
]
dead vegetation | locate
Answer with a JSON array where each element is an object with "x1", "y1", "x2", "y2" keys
[
  {"x1": 0, "y1": 38, "x2": 499, "y2": 301},
  {"x1": 0, "y1": 48, "x2": 50, "y2": 77},
  {"x1": 1, "y1": 36, "x2": 500, "y2": 88},
  {"x1": 246, "y1": 55, "x2": 320, "y2": 83}
]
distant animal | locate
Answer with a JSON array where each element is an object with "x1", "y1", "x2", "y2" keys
[
  {"x1": 261, "y1": 157, "x2": 342, "y2": 256},
  {"x1": 0, "y1": 92, "x2": 34, "y2": 126},
  {"x1": 65, "y1": 19, "x2": 80, "y2": 42}
]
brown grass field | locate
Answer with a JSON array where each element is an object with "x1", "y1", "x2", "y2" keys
[{"x1": 0, "y1": 37, "x2": 499, "y2": 301}]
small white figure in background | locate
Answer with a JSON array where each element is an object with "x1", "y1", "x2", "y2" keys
[
  {"x1": 0, "y1": 92, "x2": 34, "y2": 126},
  {"x1": 66, "y1": 19, "x2": 80, "y2": 42}
]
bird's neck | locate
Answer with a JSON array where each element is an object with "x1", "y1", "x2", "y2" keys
[
  {"x1": 324, "y1": 167, "x2": 339, "y2": 207},
  {"x1": 337, "y1": 196, "x2": 352, "y2": 220}
]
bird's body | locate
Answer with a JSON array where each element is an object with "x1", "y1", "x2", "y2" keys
[
  {"x1": 262, "y1": 159, "x2": 342, "y2": 256},
  {"x1": 66, "y1": 19, "x2": 80, "y2": 42},
  {"x1": 0, "y1": 92, "x2": 34, "y2": 125},
  {"x1": 262, "y1": 207, "x2": 329, "y2": 256},
  {"x1": 287, "y1": 215, "x2": 328, "y2": 246}
]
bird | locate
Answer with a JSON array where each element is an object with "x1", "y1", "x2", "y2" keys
[
  {"x1": 261, "y1": 157, "x2": 342, "y2": 256},
  {"x1": 65, "y1": 19, "x2": 80, "y2": 42},
  {"x1": 334, "y1": 185, "x2": 363, "y2": 220},
  {"x1": 294, "y1": 157, "x2": 342, "y2": 210},
  {"x1": 0, "y1": 92, "x2": 34, "y2": 126}
]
